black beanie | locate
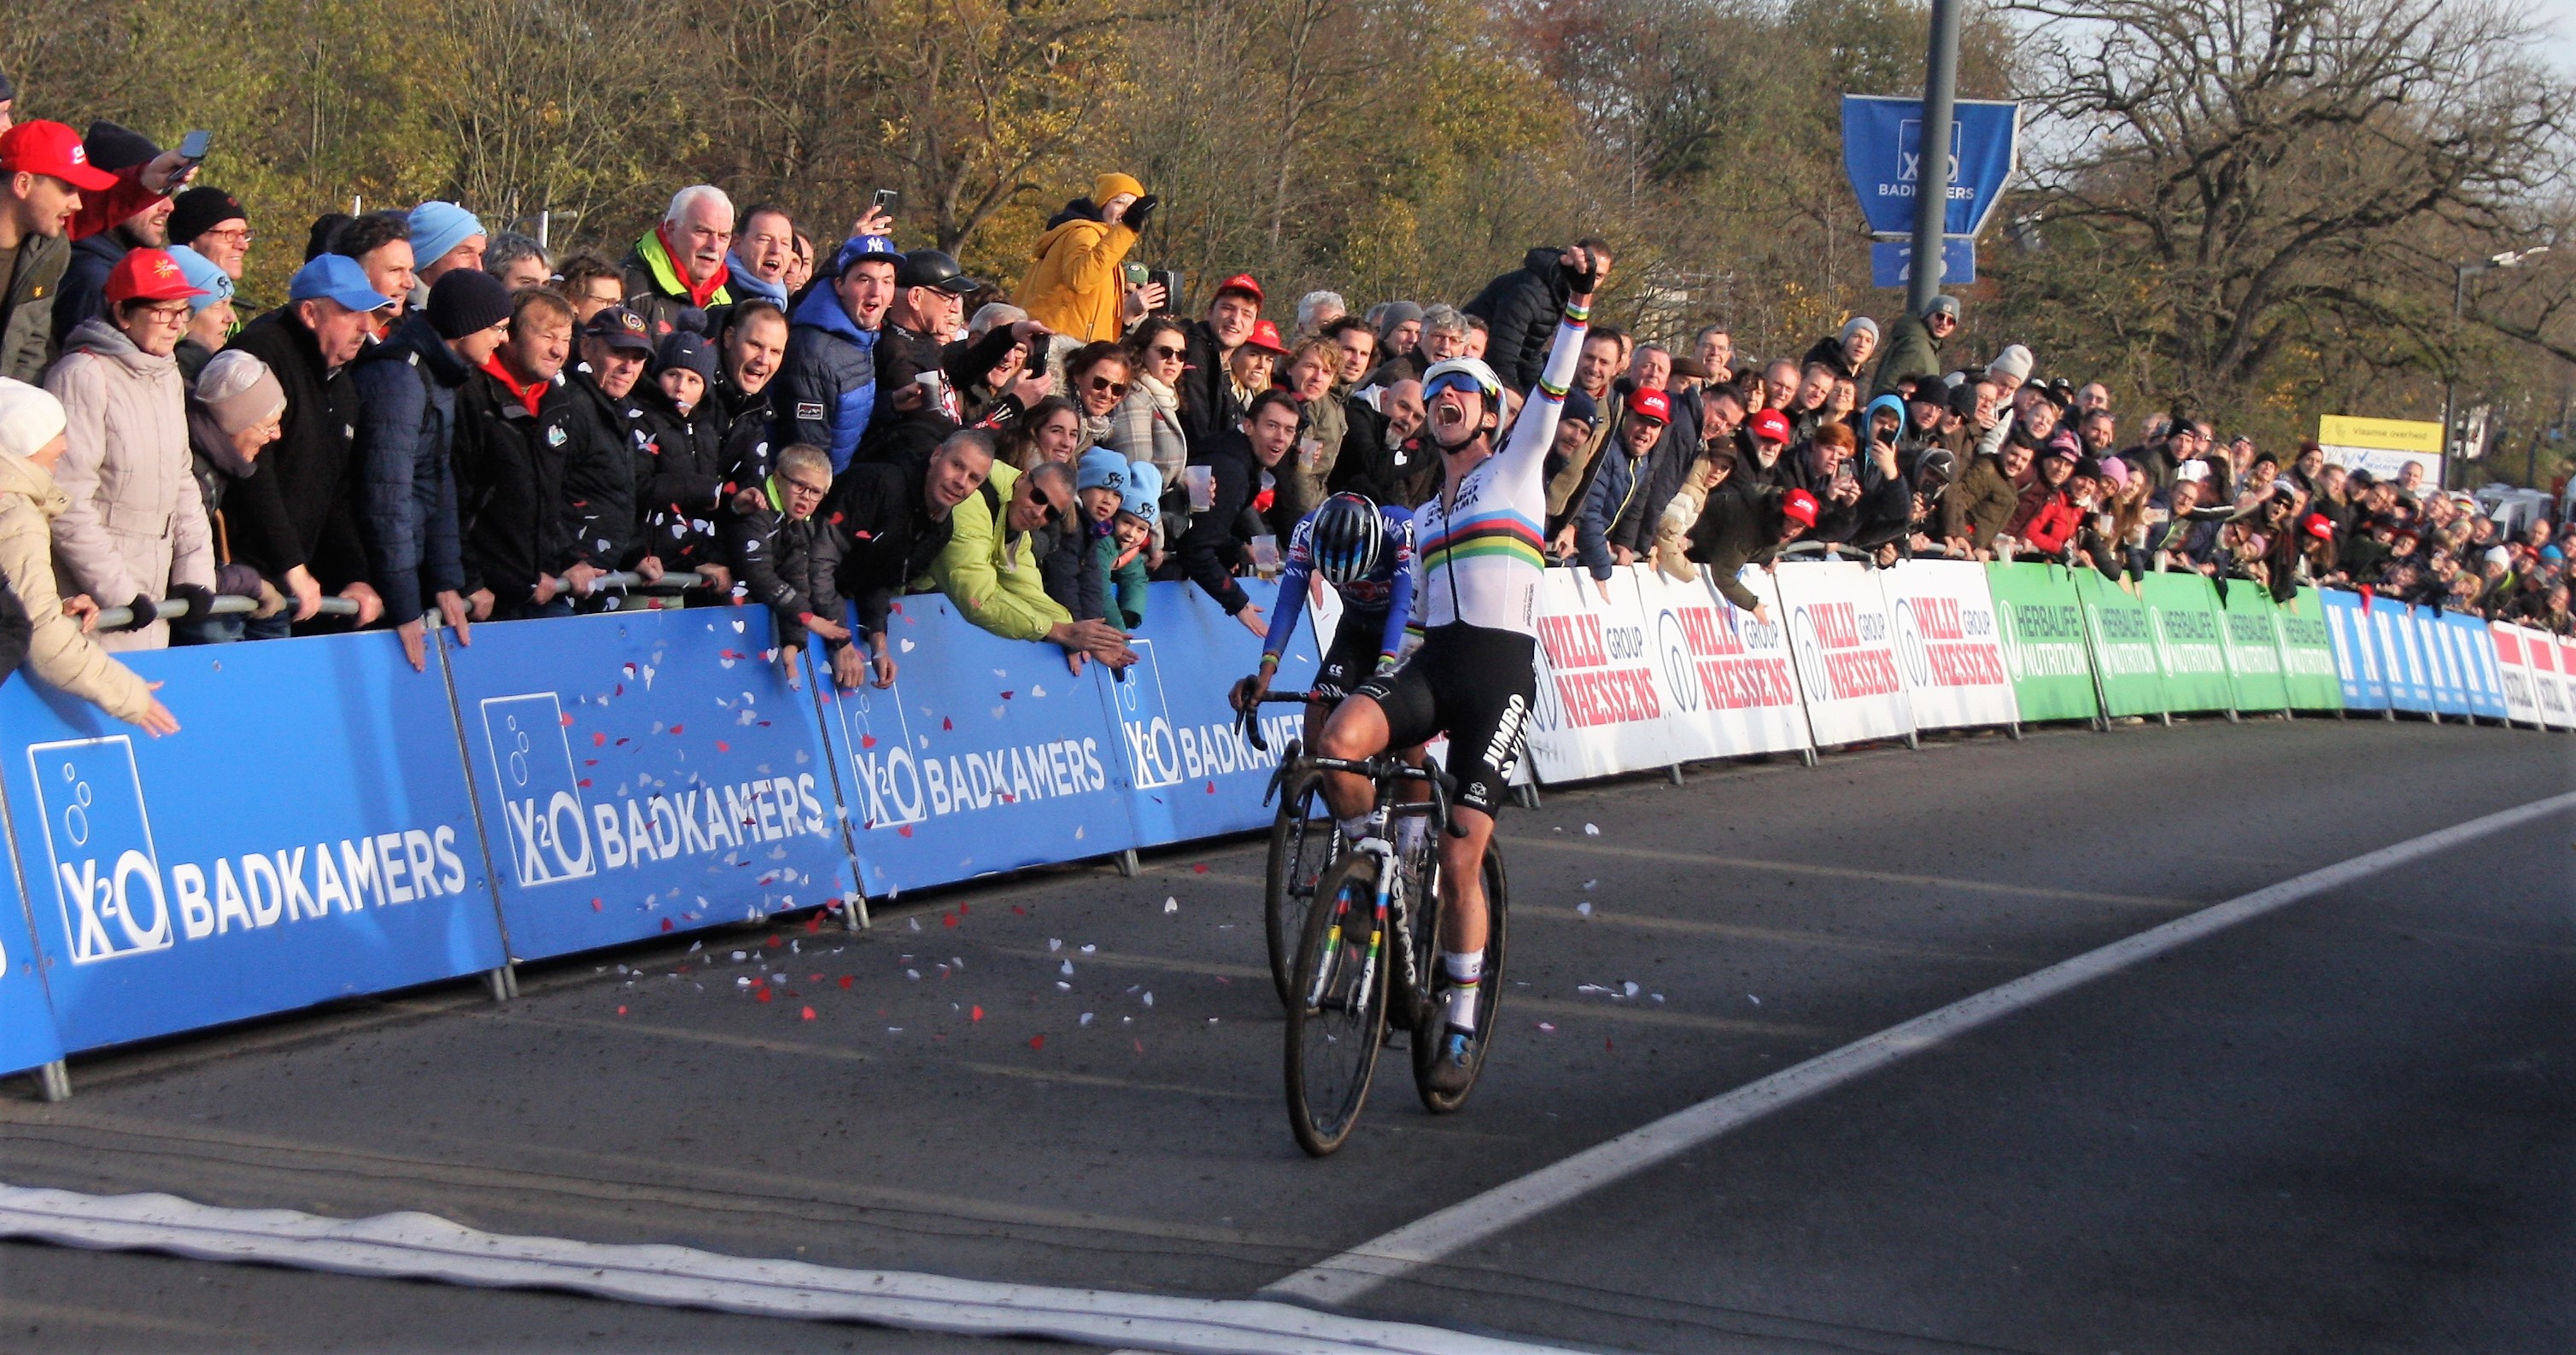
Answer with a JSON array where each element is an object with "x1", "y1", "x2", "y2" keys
[
  {"x1": 81, "y1": 120, "x2": 160, "y2": 172},
  {"x1": 168, "y1": 187, "x2": 248, "y2": 247},
  {"x1": 426, "y1": 267, "x2": 512, "y2": 340},
  {"x1": 0, "y1": 71, "x2": 17, "y2": 104}
]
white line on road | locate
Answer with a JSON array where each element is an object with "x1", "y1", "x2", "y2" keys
[
  {"x1": 0, "y1": 1183, "x2": 1579, "y2": 1355},
  {"x1": 1258, "y1": 790, "x2": 2576, "y2": 1309}
]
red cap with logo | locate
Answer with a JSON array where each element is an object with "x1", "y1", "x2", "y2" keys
[
  {"x1": 1749, "y1": 408, "x2": 1793, "y2": 444},
  {"x1": 1214, "y1": 272, "x2": 1264, "y2": 305},
  {"x1": 1782, "y1": 488, "x2": 1821, "y2": 528},
  {"x1": 1625, "y1": 386, "x2": 1671, "y2": 424},
  {"x1": 0, "y1": 120, "x2": 121, "y2": 192},
  {"x1": 1241, "y1": 318, "x2": 1291, "y2": 356},
  {"x1": 103, "y1": 248, "x2": 208, "y2": 306},
  {"x1": 2302, "y1": 511, "x2": 2335, "y2": 541}
]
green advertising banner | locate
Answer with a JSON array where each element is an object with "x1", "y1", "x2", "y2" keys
[
  {"x1": 2273, "y1": 587, "x2": 2344, "y2": 710},
  {"x1": 1985, "y1": 563, "x2": 2102, "y2": 723},
  {"x1": 2072, "y1": 570, "x2": 2169, "y2": 717},
  {"x1": 2140, "y1": 571, "x2": 2235, "y2": 713},
  {"x1": 2215, "y1": 578, "x2": 2291, "y2": 712}
]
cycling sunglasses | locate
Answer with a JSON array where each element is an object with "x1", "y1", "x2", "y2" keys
[{"x1": 1423, "y1": 371, "x2": 1491, "y2": 401}]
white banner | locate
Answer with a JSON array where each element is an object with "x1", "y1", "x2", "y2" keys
[
  {"x1": 1878, "y1": 559, "x2": 2019, "y2": 731},
  {"x1": 1774, "y1": 560, "x2": 1916, "y2": 747},
  {"x1": 2487, "y1": 622, "x2": 2544, "y2": 727},
  {"x1": 2536, "y1": 629, "x2": 2576, "y2": 731},
  {"x1": 1642, "y1": 565, "x2": 1812, "y2": 758},
  {"x1": 1526, "y1": 567, "x2": 1675, "y2": 782}
]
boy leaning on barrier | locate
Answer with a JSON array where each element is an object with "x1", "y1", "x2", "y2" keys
[
  {"x1": 723, "y1": 442, "x2": 852, "y2": 685},
  {"x1": 0, "y1": 378, "x2": 179, "y2": 733}
]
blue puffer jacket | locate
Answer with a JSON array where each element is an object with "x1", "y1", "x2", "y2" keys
[
  {"x1": 348, "y1": 312, "x2": 467, "y2": 626},
  {"x1": 773, "y1": 284, "x2": 879, "y2": 473},
  {"x1": 1575, "y1": 442, "x2": 1654, "y2": 581}
]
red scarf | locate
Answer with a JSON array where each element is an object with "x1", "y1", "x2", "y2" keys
[
  {"x1": 481, "y1": 354, "x2": 547, "y2": 418},
  {"x1": 656, "y1": 223, "x2": 731, "y2": 307}
]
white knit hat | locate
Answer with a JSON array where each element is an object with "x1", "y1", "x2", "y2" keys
[{"x1": 0, "y1": 377, "x2": 67, "y2": 462}]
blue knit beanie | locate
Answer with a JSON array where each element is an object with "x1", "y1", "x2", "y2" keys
[{"x1": 407, "y1": 201, "x2": 486, "y2": 267}]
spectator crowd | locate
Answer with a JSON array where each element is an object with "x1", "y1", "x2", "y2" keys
[{"x1": 0, "y1": 81, "x2": 2569, "y2": 737}]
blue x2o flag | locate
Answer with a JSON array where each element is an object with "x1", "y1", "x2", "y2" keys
[{"x1": 1841, "y1": 95, "x2": 2021, "y2": 238}]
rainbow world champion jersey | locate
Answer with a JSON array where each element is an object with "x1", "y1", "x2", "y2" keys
[{"x1": 1409, "y1": 302, "x2": 1590, "y2": 638}]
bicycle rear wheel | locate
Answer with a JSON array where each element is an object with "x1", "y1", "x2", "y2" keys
[
  {"x1": 1264, "y1": 766, "x2": 1338, "y2": 1007},
  {"x1": 1413, "y1": 842, "x2": 1508, "y2": 1115},
  {"x1": 1285, "y1": 853, "x2": 1390, "y2": 1157}
]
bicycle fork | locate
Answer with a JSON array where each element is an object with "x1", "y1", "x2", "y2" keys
[{"x1": 1309, "y1": 838, "x2": 1399, "y2": 1013}]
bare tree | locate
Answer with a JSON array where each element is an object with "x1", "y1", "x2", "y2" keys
[{"x1": 2007, "y1": 0, "x2": 2574, "y2": 400}]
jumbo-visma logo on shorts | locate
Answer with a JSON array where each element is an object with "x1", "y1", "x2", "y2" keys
[{"x1": 27, "y1": 735, "x2": 467, "y2": 965}]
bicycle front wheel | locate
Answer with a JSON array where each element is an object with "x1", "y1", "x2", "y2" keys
[
  {"x1": 1285, "y1": 853, "x2": 1391, "y2": 1157},
  {"x1": 1414, "y1": 841, "x2": 1508, "y2": 1115},
  {"x1": 1264, "y1": 766, "x2": 1337, "y2": 1007}
]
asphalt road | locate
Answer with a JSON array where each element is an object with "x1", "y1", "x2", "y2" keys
[{"x1": 0, "y1": 716, "x2": 2567, "y2": 1354}]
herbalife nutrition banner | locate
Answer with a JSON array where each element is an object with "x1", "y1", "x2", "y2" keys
[
  {"x1": 2140, "y1": 572, "x2": 2234, "y2": 714},
  {"x1": 2214, "y1": 580, "x2": 2290, "y2": 713},
  {"x1": 1984, "y1": 563, "x2": 2100, "y2": 723},
  {"x1": 2071, "y1": 570, "x2": 2167, "y2": 717},
  {"x1": 2274, "y1": 589, "x2": 2343, "y2": 711}
]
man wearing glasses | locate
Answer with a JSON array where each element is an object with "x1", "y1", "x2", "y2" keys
[{"x1": 920, "y1": 441, "x2": 1136, "y2": 676}]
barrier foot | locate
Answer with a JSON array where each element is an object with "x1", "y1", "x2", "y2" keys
[
  {"x1": 2160, "y1": 711, "x2": 2173, "y2": 727},
  {"x1": 1800, "y1": 746, "x2": 1818, "y2": 768},
  {"x1": 843, "y1": 894, "x2": 871, "y2": 932},
  {"x1": 32, "y1": 1060, "x2": 70, "y2": 1102},
  {"x1": 1666, "y1": 764, "x2": 1684, "y2": 786},
  {"x1": 2224, "y1": 709, "x2": 2240, "y2": 724},
  {"x1": 1904, "y1": 730, "x2": 1921, "y2": 751},
  {"x1": 1513, "y1": 784, "x2": 1543, "y2": 810},
  {"x1": 2428, "y1": 711, "x2": 2442, "y2": 725},
  {"x1": 2337, "y1": 707, "x2": 2347, "y2": 719},
  {"x1": 1117, "y1": 850, "x2": 1140, "y2": 879},
  {"x1": 2008, "y1": 721, "x2": 2023, "y2": 741},
  {"x1": 483, "y1": 965, "x2": 519, "y2": 1004}
]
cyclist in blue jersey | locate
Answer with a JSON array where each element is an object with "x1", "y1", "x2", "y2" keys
[
  {"x1": 1230, "y1": 492, "x2": 1417, "y2": 751},
  {"x1": 1306, "y1": 244, "x2": 1606, "y2": 1095}
]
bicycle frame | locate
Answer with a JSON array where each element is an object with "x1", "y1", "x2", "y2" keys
[{"x1": 1299, "y1": 755, "x2": 1452, "y2": 1026}]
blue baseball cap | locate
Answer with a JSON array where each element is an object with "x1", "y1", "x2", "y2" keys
[
  {"x1": 163, "y1": 244, "x2": 233, "y2": 312},
  {"x1": 834, "y1": 234, "x2": 901, "y2": 277},
  {"x1": 287, "y1": 253, "x2": 395, "y2": 312}
]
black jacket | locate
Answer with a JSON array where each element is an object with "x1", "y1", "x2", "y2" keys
[
  {"x1": 225, "y1": 307, "x2": 368, "y2": 590},
  {"x1": 1461, "y1": 246, "x2": 1568, "y2": 394},
  {"x1": 630, "y1": 381, "x2": 729, "y2": 571},
  {"x1": 1163, "y1": 426, "x2": 1261, "y2": 615},
  {"x1": 858, "y1": 321, "x2": 1028, "y2": 462},
  {"x1": 1178, "y1": 318, "x2": 1240, "y2": 456},
  {"x1": 560, "y1": 364, "x2": 646, "y2": 570},
  {"x1": 711, "y1": 374, "x2": 776, "y2": 486},
  {"x1": 723, "y1": 489, "x2": 849, "y2": 651},
  {"x1": 347, "y1": 313, "x2": 469, "y2": 626},
  {"x1": 453, "y1": 366, "x2": 586, "y2": 607},
  {"x1": 824, "y1": 452, "x2": 955, "y2": 638},
  {"x1": 1685, "y1": 476, "x2": 1786, "y2": 610},
  {"x1": 50, "y1": 231, "x2": 124, "y2": 351}
]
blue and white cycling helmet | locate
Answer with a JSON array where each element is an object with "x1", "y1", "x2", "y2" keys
[{"x1": 1309, "y1": 493, "x2": 1384, "y2": 586}]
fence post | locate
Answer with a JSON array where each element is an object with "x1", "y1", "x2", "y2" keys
[{"x1": 32, "y1": 1060, "x2": 69, "y2": 1102}]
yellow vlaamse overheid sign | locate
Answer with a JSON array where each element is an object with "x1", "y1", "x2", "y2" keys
[{"x1": 2318, "y1": 415, "x2": 2442, "y2": 453}]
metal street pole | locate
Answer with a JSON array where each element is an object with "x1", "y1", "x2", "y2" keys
[
  {"x1": 1906, "y1": 0, "x2": 1964, "y2": 316},
  {"x1": 2444, "y1": 263, "x2": 2466, "y2": 491}
]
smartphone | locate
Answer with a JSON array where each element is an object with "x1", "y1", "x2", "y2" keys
[
  {"x1": 1833, "y1": 460, "x2": 1858, "y2": 492},
  {"x1": 872, "y1": 188, "x2": 899, "y2": 212},
  {"x1": 1150, "y1": 269, "x2": 1184, "y2": 314},
  {"x1": 177, "y1": 130, "x2": 212, "y2": 164}
]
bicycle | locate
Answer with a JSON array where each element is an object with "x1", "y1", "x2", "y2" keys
[
  {"x1": 1278, "y1": 751, "x2": 1508, "y2": 1157},
  {"x1": 1239, "y1": 690, "x2": 1340, "y2": 1006}
]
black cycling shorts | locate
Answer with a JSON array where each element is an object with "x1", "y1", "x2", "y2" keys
[
  {"x1": 1353, "y1": 623, "x2": 1536, "y2": 816},
  {"x1": 1314, "y1": 609, "x2": 1390, "y2": 702}
]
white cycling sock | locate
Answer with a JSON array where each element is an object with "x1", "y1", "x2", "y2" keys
[
  {"x1": 1442, "y1": 949, "x2": 1484, "y2": 1032},
  {"x1": 1339, "y1": 815, "x2": 1373, "y2": 844}
]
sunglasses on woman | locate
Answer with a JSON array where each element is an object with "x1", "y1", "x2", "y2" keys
[
  {"x1": 1150, "y1": 345, "x2": 1186, "y2": 361},
  {"x1": 1087, "y1": 376, "x2": 1128, "y2": 398}
]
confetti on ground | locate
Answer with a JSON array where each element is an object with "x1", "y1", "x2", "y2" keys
[
  {"x1": 1028, "y1": 1035, "x2": 1045, "y2": 1050},
  {"x1": 1537, "y1": 1021, "x2": 1556, "y2": 1031},
  {"x1": 1622, "y1": 981, "x2": 1639, "y2": 997},
  {"x1": 1163, "y1": 898, "x2": 1179, "y2": 914},
  {"x1": 1748, "y1": 994, "x2": 1761, "y2": 1005},
  {"x1": 800, "y1": 1007, "x2": 817, "y2": 1021},
  {"x1": 838, "y1": 976, "x2": 853, "y2": 989},
  {"x1": 1142, "y1": 991, "x2": 1154, "y2": 1007},
  {"x1": 1577, "y1": 902, "x2": 1592, "y2": 916},
  {"x1": 1584, "y1": 823, "x2": 1601, "y2": 836},
  {"x1": 616, "y1": 1007, "x2": 628, "y2": 1016},
  {"x1": 1191, "y1": 863, "x2": 1209, "y2": 874},
  {"x1": 1055, "y1": 981, "x2": 1071, "y2": 990},
  {"x1": 1049, "y1": 938, "x2": 1062, "y2": 951},
  {"x1": 1059, "y1": 960, "x2": 1074, "y2": 976},
  {"x1": 1079, "y1": 944, "x2": 1095, "y2": 954},
  {"x1": 971, "y1": 1005, "x2": 984, "y2": 1022},
  {"x1": 1583, "y1": 879, "x2": 1599, "y2": 890},
  {"x1": 1080, "y1": 1013, "x2": 1095, "y2": 1026}
]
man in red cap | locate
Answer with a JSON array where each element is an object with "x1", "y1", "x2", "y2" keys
[
  {"x1": 1180, "y1": 272, "x2": 1262, "y2": 454},
  {"x1": 0, "y1": 120, "x2": 194, "y2": 383},
  {"x1": 1572, "y1": 384, "x2": 1670, "y2": 600},
  {"x1": 1742, "y1": 406, "x2": 1795, "y2": 491},
  {"x1": 44, "y1": 246, "x2": 217, "y2": 651}
]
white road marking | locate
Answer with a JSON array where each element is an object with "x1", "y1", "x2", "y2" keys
[
  {"x1": 1260, "y1": 790, "x2": 2576, "y2": 1308},
  {"x1": 0, "y1": 1183, "x2": 1579, "y2": 1355}
]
